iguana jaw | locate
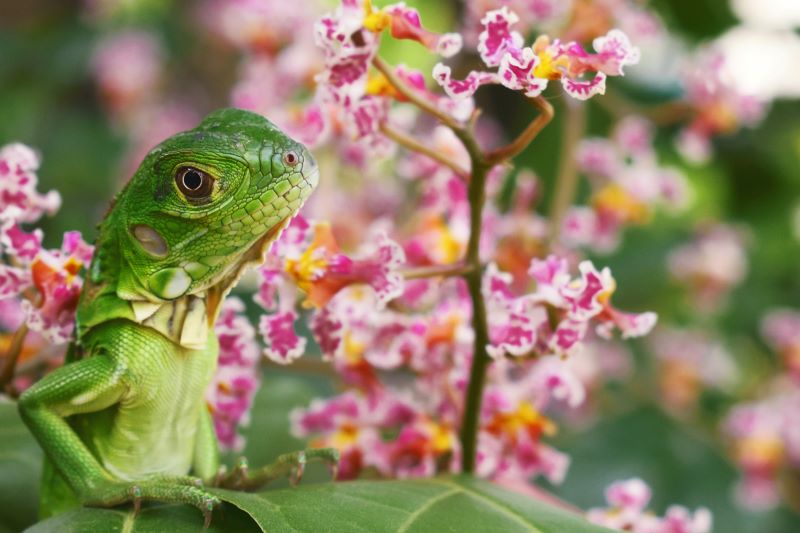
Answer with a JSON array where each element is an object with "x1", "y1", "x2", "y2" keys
[{"x1": 205, "y1": 214, "x2": 293, "y2": 324}]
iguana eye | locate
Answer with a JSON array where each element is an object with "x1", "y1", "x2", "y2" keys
[
  {"x1": 175, "y1": 167, "x2": 214, "y2": 200},
  {"x1": 283, "y1": 151, "x2": 299, "y2": 167}
]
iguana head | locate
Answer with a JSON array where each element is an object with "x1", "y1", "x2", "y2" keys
[{"x1": 110, "y1": 108, "x2": 318, "y2": 309}]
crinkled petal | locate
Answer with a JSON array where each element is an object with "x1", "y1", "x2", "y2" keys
[
  {"x1": 260, "y1": 310, "x2": 307, "y2": 364},
  {"x1": 432, "y1": 63, "x2": 500, "y2": 100},
  {"x1": 477, "y1": 7, "x2": 524, "y2": 67},
  {"x1": 562, "y1": 72, "x2": 607, "y2": 100}
]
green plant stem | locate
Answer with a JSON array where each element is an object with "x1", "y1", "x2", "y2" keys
[
  {"x1": 0, "y1": 324, "x2": 29, "y2": 392},
  {"x1": 547, "y1": 100, "x2": 586, "y2": 247},
  {"x1": 374, "y1": 57, "x2": 555, "y2": 474}
]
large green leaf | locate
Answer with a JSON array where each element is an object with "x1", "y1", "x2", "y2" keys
[
  {"x1": 3, "y1": 375, "x2": 610, "y2": 533},
  {"x1": 0, "y1": 398, "x2": 41, "y2": 533},
  {"x1": 28, "y1": 477, "x2": 610, "y2": 532}
]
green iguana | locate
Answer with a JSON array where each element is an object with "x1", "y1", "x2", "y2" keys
[{"x1": 18, "y1": 108, "x2": 337, "y2": 526}]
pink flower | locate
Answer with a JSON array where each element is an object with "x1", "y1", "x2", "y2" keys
[
  {"x1": 201, "y1": 0, "x2": 318, "y2": 53},
  {"x1": 20, "y1": 232, "x2": 94, "y2": 344},
  {"x1": 260, "y1": 311, "x2": 307, "y2": 364},
  {"x1": 433, "y1": 8, "x2": 640, "y2": 101},
  {"x1": 484, "y1": 257, "x2": 655, "y2": 359},
  {"x1": 668, "y1": 224, "x2": 748, "y2": 312},
  {"x1": 313, "y1": 0, "x2": 463, "y2": 143},
  {"x1": 678, "y1": 48, "x2": 767, "y2": 163},
  {"x1": 432, "y1": 64, "x2": 500, "y2": 100},
  {"x1": 381, "y1": 3, "x2": 462, "y2": 57},
  {"x1": 565, "y1": 116, "x2": 689, "y2": 252},
  {"x1": 477, "y1": 7, "x2": 524, "y2": 67},
  {"x1": 0, "y1": 143, "x2": 61, "y2": 224},
  {"x1": 91, "y1": 31, "x2": 162, "y2": 116},
  {"x1": 0, "y1": 265, "x2": 29, "y2": 299},
  {"x1": 588, "y1": 478, "x2": 712, "y2": 533},
  {"x1": 207, "y1": 298, "x2": 261, "y2": 451},
  {"x1": 285, "y1": 222, "x2": 405, "y2": 309}
]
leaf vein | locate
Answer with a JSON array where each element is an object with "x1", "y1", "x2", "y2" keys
[
  {"x1": 396, "y1": 487, "x2": 460, "y2": 533},
  {"x1": 427, "y1": 479, "x2": 542, "y2": 533}
]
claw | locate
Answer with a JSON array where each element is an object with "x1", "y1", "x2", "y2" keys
[
  {"x1": 289, "y1": 451, "x2": 307, "y2": 487},
  {"x1": 130, "y1": 485, "x2": 142, "y2": 517},
  {"x1": 202, "y1": 496, "x2": 218, "y2": 529},
  {"x1": 233, "y1": 456, "x2": 249, "y2": 489}
]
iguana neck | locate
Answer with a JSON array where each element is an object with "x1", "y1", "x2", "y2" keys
[{"x1": 76, "y1": 206, "x2": 212, "y2": 350}]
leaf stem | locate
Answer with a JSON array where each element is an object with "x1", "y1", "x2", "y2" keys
[
  {"x1": 547, "y1": 100, "x2": 586, "y2": 246},
  {"x1": 380, "y1": 124, "x2": 470, "y2": 180}
]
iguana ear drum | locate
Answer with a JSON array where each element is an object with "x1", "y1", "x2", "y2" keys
[{"x1": 132, "y1": 224, "x2": 169, "y2": 258}]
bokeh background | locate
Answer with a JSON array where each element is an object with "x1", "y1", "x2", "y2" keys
[{"x1": 1, "y1": 0, "x2": 799, "y2": 531}]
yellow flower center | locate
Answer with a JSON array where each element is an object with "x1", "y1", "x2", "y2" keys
[
  {"x1": 593, "y1": 183, "x2": 651, "y2": 225},
  {"x1": 363, "y1": 0, "x2": 391, "y2": 33}
]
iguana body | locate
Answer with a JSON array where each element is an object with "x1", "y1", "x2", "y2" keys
[{"x1": 19, "y1": 109, "x2": 327, "y2": 523}]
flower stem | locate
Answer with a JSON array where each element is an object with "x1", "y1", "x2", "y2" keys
[
  {"x1": 0, "y1": 324, "x2": 29, "y2": 392},
  {"x1": 380, "y1": 124, "x2": 470, "y2": 180},
  {"x1": 400, "y1": 263, "x2": 473, "y2": 280},
  {"x1": 375, "y1": 55, "x2": 555, "y2": 473},
  {"x1": 547, "y1": 100, "x2": 586, "y2": 246},
  {"x1": 486, "y1": 97, "x2": 554, "y2": 165}
]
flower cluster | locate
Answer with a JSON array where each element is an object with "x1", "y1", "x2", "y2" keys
[
  {"x1": 434, "y1": 7, "x2": 640, "y2": 101},
  {"x1": 206, "y1": 298, "x2": 261, "y2": 451},
  {"x1": 587, "y1": 478, "x2": 712, "y2": 532},
  {"x1": 723, "y1": 379, "x2": 800, "y2": 510},
  {"x1": 89, "y1": 30, "x2": 199, "y2": 178},
  {"x1": 668, "y1": 224, "x2": 748, "y2": 312},
  {"x1": 677, "y1": 48, "x2": 767, "y2": 163},
  {"x1": 0, "y1": 143, "x2": 93, "y2": 346},
  {"x1": 648, "y1": 327, "x2": 738, "y2": 414},
  {"x1": 463, "y1": 0, "x2": 664, "y2": 47},
  {"x1": 719, "y1": 307, "x2": 800, "y2": 510},
  {"x1": 308, "y1": 0, "x2": 463, "y2": 147},
  {"x1": 562, "y1": 116, "x2": 689, "y2": 252},
  {"x1": 484, "y1": 256, "x2": 657, "y2": 359},
  {"x1": 287, "y1": 249, "x2": 655, "y2": 482},
  {"x1": 761, "y1": 309, "x2": 800, "y2": 383}
]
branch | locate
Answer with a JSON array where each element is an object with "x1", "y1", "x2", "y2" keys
[
  {"x1": 400, "y1": 263, "x2": 473, "y2": 280},
  {"x1": 486, "y1": 96, "x2": 554, "y2": 165},
  {"x1": 380, "y1": 124, "x2": 470, "y2": 180},
  {"x1": 0, "y1": 324, "x2": 29, "y2": 392},
  {"x1": 598, "y1": 87, "x2": 692, "y2": 125},
  {"x1": 547, "y1": 100, "x2": 586, "y2": 246},
  {"x1": 372, "y1": 56, "x2": 461, "y2": 130}
]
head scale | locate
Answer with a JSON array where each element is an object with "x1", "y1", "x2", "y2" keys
[{"x1": 112, "y1": 108, "x2": 318, "y2": 305}]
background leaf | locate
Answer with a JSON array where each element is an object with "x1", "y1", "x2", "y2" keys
[{"x1": 0, "y1": 399, "x2": 41, "y2": 533}]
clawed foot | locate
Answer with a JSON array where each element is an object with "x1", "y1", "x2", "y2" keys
[
  {"x1": 214, "y1": 448, "x2": 340, "y2": 491},
  {"x1": 82, "y1": 475, "x2": 220, "y2": 528}
]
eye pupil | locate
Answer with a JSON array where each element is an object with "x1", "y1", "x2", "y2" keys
[
  {"x1": 183, "y1": 170, "x2": 203, "y2": 190},
  {"x1": 176, "y1": 167, "x2": 213, "y2": 200}
]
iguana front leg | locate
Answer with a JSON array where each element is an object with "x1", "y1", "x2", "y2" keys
[
  {"x1": 214, "y1": 448, "x2": 340, "y2": 490},
  {"x1": 18, "y1": 355, "x2": 220, "y2": 525}
]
